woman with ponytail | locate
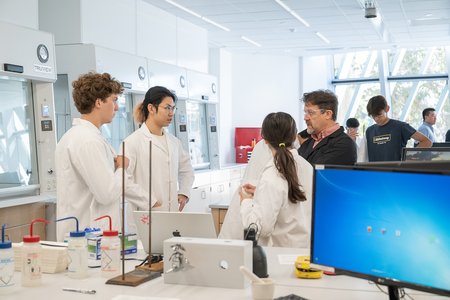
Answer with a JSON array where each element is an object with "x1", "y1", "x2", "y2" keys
[{"x1": 239, "y1": 112, "x2": 312, "y2": 247}]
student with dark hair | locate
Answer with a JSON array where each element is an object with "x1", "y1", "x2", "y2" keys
[
  {"x1": 366, "y1": 95, "x2": 431, "y2": 161},
  {"x1": 239, "y1": 112, "x2": 311, "y2": 248},
  {"x1": 56, "y1": 72, "x2": 147, "y2": 241},
  {"x1": 121, "y1": 86, "x2": 194, "y2": 233},
  {"x1": 345, "y1": 117, "x2": 367, "y2": 162},
  {"x1": 446, "y1": 129, "x2": 450, "y2": 142},
  {"x1": 298, "y1": 89, "x2": 356, "y2": 165},
  {"x1": 415, "y1": 107, "x2": 437, "y2": 145}
]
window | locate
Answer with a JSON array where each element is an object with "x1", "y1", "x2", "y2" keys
[
  {"x1": 0, "y1": 78, "x2": 38, "y2": 190},
  {"x1": 333, "y1": 47, "x2": 449, "y2": 142}
]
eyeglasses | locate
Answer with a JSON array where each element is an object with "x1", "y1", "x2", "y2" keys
[
  {"x1": 159, "y1": 105, "x2": 176, "y2": 113},
  {"x1": 304, "y1": 109, "x2": 325, "y2": 117}
]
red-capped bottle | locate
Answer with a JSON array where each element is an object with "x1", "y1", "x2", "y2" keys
[
  {"x1": 94, "y1": 215, "x2": 120, "y2": 278},
  {"x1": 21, "y1": 219, "x2": 49, "y2": 287}
]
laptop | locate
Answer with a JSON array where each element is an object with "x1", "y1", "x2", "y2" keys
[{"x1": 133, "y1": 211, "x2": 217, "y2": 254}]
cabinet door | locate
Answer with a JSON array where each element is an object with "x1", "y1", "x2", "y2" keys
[
  {"x1": 0, "y1": 203, "x2": 46, "y2": 242},
  {"x1": 209, "y1": 182, "x2": 231, "y2": 206},
  {"x1": 184, "y1": 185, "x2": 210, "y2": 212}
]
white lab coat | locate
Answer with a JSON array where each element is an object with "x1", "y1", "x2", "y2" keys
[
  {"x1": 219, "y1": 141, "x2": 313, "y2": 246},
  {"x1": 240, "y1": 148, "x2": 312, "y2": 248},
  {"x1": 56, "y1": 119, "x2": 147, "y2": 241},
  {"x1": 219, "y1": 140, "x2": 272, "y2": 239},
  {"x1": 122, "y1": 123, "x2": 194, "y2": 233}
]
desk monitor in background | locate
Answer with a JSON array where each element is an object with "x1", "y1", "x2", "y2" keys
[
  {"x1": 356, "y1": 160, "x2": 450, "y2": 172},
  {"x1": 402, "y1": 147, "x2": 450, "y2": 161},
  {"x1": 432, "y1": 142, "x2": 450, "y2": 148},
  {"x1": 311, "y1": 165, "x2": 450, "y2": 299},
  {"x1": 133, "y1": 211, "x2": 217, "y2": 254}
]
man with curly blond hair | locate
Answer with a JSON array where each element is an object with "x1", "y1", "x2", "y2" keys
[{"x1": 55, "y1": 72, "x2": 147, "y2": 241}]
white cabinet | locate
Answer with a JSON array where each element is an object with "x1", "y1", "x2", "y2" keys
[
  {"x1": 209, "y1": 181, "x2": 231, "y2": 206},
  {"x1": 187, "y1": 165, "x2": 246, "y2": 212},
  {"x1": 185, "y1": 185, "x2": 211, "y2": 213}
]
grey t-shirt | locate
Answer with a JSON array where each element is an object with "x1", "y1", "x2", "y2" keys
[{"x1": 366, "y1": 119, "x2": 416, "y2": 162}]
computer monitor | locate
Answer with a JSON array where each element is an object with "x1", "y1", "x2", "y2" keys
[
  {"x1": 432, "y1": 142, "x2": 450, "y2": 148},
  {"x1": 133, "y1": 211, "x2": 217, "y2": 254},
  {"x1": 402, "y1": 147, "x2": 450, "y2": 161},
  {"x1": 311, "y1": 165, "x2": 450, "y2": 299},
  {"x1": 356, "y1": 160, "x2": 450, "y2": 172}
]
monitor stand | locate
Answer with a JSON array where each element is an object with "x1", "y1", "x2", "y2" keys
[{"x1": 388, "y1": 286, "x2": 400, "y2": 300}]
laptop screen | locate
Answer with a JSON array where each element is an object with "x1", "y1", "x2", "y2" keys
[{"x1": 133, "y1": 211, "x2": 217, "y2": 254}]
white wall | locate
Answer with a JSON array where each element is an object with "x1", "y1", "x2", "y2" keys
[
  {"x1": 229, "y1": 53, "x2": 300, "y2": 163},
  {"x1": 136, "y1": 0, "x2": 177, "y2": 65},
  {"x1": 300, "y1": 55, "x2": 332, "y2": 94},
  {"x1": 231, "y1": 53, "x2": 300, "y2": 128},
  {"x1": 38, "y1": 0, "x2": 208, "y2": 72},
  {"x1": 176, "y1": 18, "x2": 208, "y2": 72},
  {"x1": 298, "y1": 55, "x2": 333, "y2": 127},
  {"x1": 40, "y1": 0, "x2": 81, "y2": 44},
  {"x1": 81, "y1": 0, "x2": 136, "y2": 54},
  {"x1": 0, "y1": 0, "x2": 38, "y2": 29}
]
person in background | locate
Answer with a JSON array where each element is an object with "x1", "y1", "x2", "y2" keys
[
  {"x1": 345, "y1": 118, "x2": 360, "y2": 145},
  {"x1": 415, "y1": 108, "x2": 437, "y2": 146},
  {"x1": 239, "y1": 112, "x2": 312, "y2": 248},
  {"x1": 345, "y1": 117, "x2": 367, "y2": 162},
  {"x1": 55, "y1": 72, "x2": 147, "y2": 242},
  {"x1": 365, "y1": 95, "x2": 432, "y2": 162},
  {"x1": 298, "y1": 90, "x2": 356, "y2": 165},
  {"x1": 446, "y1": 129, "x2": 450, "y2": 142},
  {"x1": 121, "y1": 86, "x2": 194, "y2": 233}
]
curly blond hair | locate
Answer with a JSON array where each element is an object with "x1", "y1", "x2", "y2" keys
[{"x1": 72, "y1": 72, "x2": 123, "y2": 114}]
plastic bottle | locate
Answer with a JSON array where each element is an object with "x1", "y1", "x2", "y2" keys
[
  {"x1": 56, "y1": 217, "x2": 88, "y2": 279},
  {"x1": 21, "y1": 219, "x2": 50, "y2": 287},
  {"x1": 0, "y1": 224, "x2": 14, "y2": 294},
  {"x1": 94, "y1": 215, "x2": 120, "y2": 278}
]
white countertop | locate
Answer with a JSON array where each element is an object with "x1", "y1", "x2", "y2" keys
[{"x1": 5, "y1": 246, "x2": 447, "y2": 300}]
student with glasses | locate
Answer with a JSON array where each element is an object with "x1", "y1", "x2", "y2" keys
[
  {"x1": 298, "y1": 89, "x2": 357, "y2": 165},
  {"x1": 365, "y1": 95, "x2": 431, "y2": 162},
  {"x1": 121, "y1": 86, "x2": 194, "y2": 234}
]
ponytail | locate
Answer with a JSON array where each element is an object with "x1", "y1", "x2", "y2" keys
[
  {"x1": 261, "y1": 112, "x2": 306, "y2": 204},
  {"x1": 134, "y1": 101, "x2": 147, "y2": 124}
]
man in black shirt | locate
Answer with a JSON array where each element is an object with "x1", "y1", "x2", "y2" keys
[
  {"x1": 365, "y1": 95, "x2": 431, "y2": 161},
  {"x1": 298, "y1": 90, "x2": 356, "y2": 165}
]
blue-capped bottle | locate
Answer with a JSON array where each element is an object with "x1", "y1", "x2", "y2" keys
[
  {"x1": 56, "y1": 217, "x2": 88, "y2": 279},
  {"x1": 0, "y1": 224, "x2": 14, "y2": 294}
]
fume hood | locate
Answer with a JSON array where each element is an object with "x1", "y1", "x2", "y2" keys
[
  {"x1": 54, "y1": 44, "x2": 149, "y2": 151},
  {"x1": 0, "y1": 21, "x2": 57, "y2": 196}
]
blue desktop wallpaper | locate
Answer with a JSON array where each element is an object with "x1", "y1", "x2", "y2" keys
[{"x1": 312, "y1": 169, "x2": 450, "y2": 292}]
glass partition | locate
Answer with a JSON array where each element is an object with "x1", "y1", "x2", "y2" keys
[
  {"x1": 101, "y1": 93, "x2": 134, "y2": 152},
  {"x1": 186, "y1": 101, "x2": 210, "y2": 169},
  {"x1": 0, "y1": 77, "x2": 38, "y2": 189},
  {"x1": 333, "y1": 47, "x2": 450, "y2": 142}
]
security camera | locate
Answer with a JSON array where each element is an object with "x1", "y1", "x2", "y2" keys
[{"x1": 364, "y1": 1, "x2": 377, "y2": 18}]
